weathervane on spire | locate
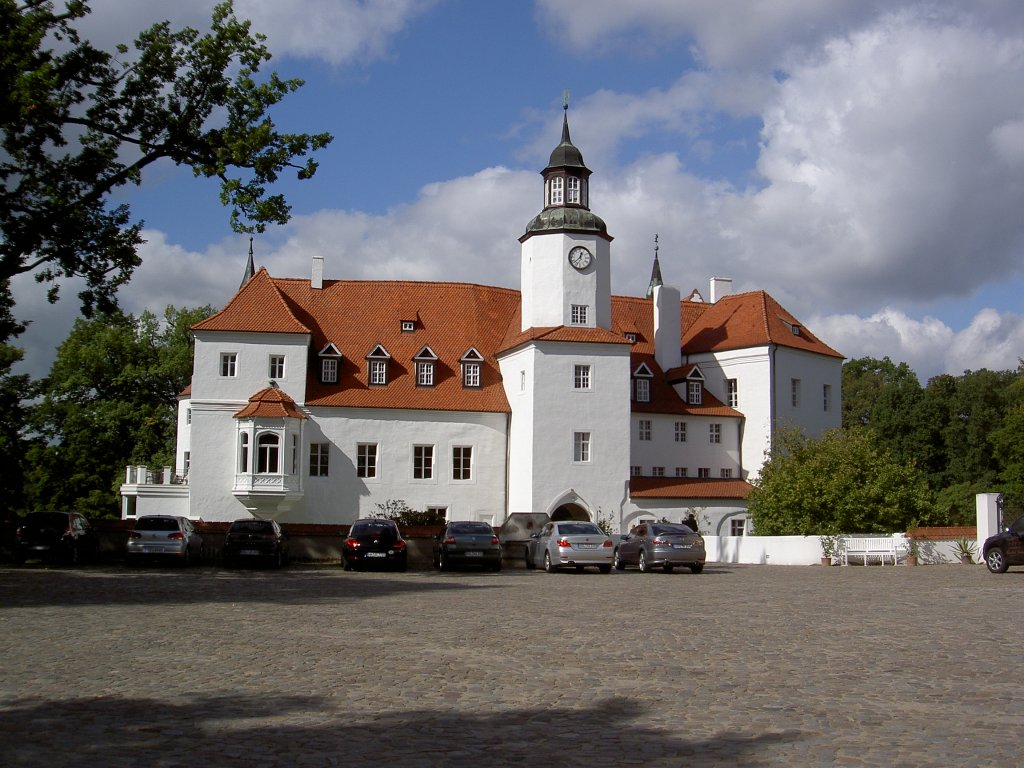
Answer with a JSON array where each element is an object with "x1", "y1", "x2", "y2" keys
[
  {"x1": 563, "y1": 89, "x2": 570, "y2": 112},
  {"x1": 646, "y1": 233, "x2": 664, "y2": 299}
]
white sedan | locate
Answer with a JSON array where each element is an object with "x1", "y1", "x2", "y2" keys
[{"x1": 524, "y1": 521, "x2": 614, "y2": 573}]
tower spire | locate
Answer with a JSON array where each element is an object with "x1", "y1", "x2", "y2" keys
[
  {"x1": 240, "y1": 237, "x2": 255, "y2": 289},
  {"x1": 646, "y1": 234, "x2": 663, "y2": 298}
]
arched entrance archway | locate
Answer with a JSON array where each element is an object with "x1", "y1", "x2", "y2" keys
[{"x1": 549, "y1": 502, "x2": 590, "y2": 522}]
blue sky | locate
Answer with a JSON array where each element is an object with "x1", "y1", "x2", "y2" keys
[{"x1": 12, "y1": 0, "x2": 1024, "y2": 382}]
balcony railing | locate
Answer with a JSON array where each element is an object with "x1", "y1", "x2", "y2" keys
[
  {"x1": 124, "y1": 466, "x2": 188, "y2": 485},
  {"x1": 233, "y1": 473, "x2": 302, "y2": 496}
]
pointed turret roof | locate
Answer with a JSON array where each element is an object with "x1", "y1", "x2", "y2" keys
[{"x1": 646, "y1": 234, "x2": 663, "y2": 298}]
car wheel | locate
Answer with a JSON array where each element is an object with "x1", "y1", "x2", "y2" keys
[
  {"x1": 985, "y1": 548, "x2": 1008, "y2": 574},
  {"x1": 613, "y1": 550, "x2": 625, "y2": 570},
  {"x1": 343, "y1": 558, "x2": 353, "y2": 572},
  {"x1": 599, "y1": 565, "x2": 611, "y2": 574},
  {"x1": 544, "y1": 551, "x2": 556, "y2": 573},
  {"x1": 438, "y1": 550, "x2": 449, "y2": 571},
  {"x1": 638, "y1": 550, "x2": 650, "y2": 573},
  {"x1": 663, "y1": 564, "x2": 674, "y2": 573},
  {"x1": 275, "y1": 550, "x2": 284, "y2": 569},
  {"x1": 690, "y1": 563, "x2": 704, "y2": 574},
  {"x1": 181, "y1": 546, "x2": 191, "y2": 567},
  {"x1": 524, "y1": 546, "x2": 535, "y2": 570}
]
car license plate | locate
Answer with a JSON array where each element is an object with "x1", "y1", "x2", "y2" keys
[
  {"x1": 464, "y1": 551, "x2": 482, "y2": 557},
  {"x1": 240, "y1": 549, "x2": 260, "y2": 556},
  {"x1": 365, "y1": 552, "x2": 386, "y2": 558},
  {"x1": 673, "y1": 543, "x2": 692, "y2": 549},
  {"x1": 577, "y1": 543, "x2": 597, "y2": 549}
]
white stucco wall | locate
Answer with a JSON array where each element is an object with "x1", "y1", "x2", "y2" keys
[
  {"x1": 192, "y1": 331, "x2": 310, "y2": 404},
  {"x1": 520, "y1": 233, "x2": 612, "y2": 330},
  {"x1": 630, "y1": 413, "x2": 741, "y2": 479}
]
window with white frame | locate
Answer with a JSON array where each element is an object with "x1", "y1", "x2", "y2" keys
[
  {"x1": 823, "y1": 384, "x2": 832, "y2": 412},
  {"x1": 183, "y1": 451, "x2": 190, "y2": 475},
  {"x1": 463, "y1": 362, "x2": 480, "y2": 388},
  {"x1": 186, "y1": 408, "x2": 191, "y2": 425},
  {"x1": 452, "y1": 446, "x2": 472, "y2": 480},
  {"x1": 291, "y1": 434, "x2": 298, "y2": 474},
  {"x1": 570, "y1": 304, "x2": 588, "y2": 325},
  {"x1": 550, "y1": 176, "x2": 564, "y2": 205},
  {"x1": 321, "y1": 358, "x2": 338, "y2": 383},
  {"x1": 652, "y1": 466, "x2": 665, "y2": 477},
  {"x1": 720, "y1": 468, "x2": 733, "y2": 478},
  {"x1": 413, "y1": 445, "x2": 434, "y2": 480},
  {"x1": 220, "y1": 353, "x2": 237, "y2": 377},
  {"x1": 369, "y1": 359, "x2": 388, "y2": 386},
  {"x1": 710, "y1": 423, "x2": 721, "y2": 444},
  {"x1": 309, "y1": 443, "x2": 329, "y2": 477},
  {"x1": 416, "y1": 361, "x2": 435, "y2": 386},
  {"x1": 574, "y1": 364, "x2": 591, "y2": 390},
  {"x1": 791, "y1": 378, "x2": 801, "y2": 407},
  {"x1": 634, "y1": 378, "x2": 650, "y2": 402},
  {"x1": 687, "y1": 381, "x2": 702, "y2": 405},
  {"x1": 638, "y1": 419, "x2": 651, "y2": 441},
  {"x1": 573, "y1": 431, "x2": 591, "y2": 463},
  {"x1": 566, "y1": 176, "x2": 580, "y2": 204},
  {"x1": 675, "y1": 467, "x2": 687, "y2": 478},
  {"x1": 239, "y1": 433, "x2": 249, "y2": 472},
  {"x1": 697, "y1": 467, "x2": 710, "y2": 478},
  {"x1": 674, "y1": 421, "x2": 686, "y2": 442},
  {"x1": 269, "y1": 355, "x2": 285, "y2": 379},
  {"x1": 726, "y1": 378, "x2": 738, "y2": 407},
  {"x1": 730, "y1": 518, "x2": 746, "y2": 536},
  {"x1": 357, "y1": 443, "x2": 378, "y2": 478},
  {"x1": 256, "y1": 433, "x2": 280, "y2": 474},
  {"x1": 630, "y1": 465, "x2": 642, "y2": 476},
  {"x1": 426, "y1": 506, "x2": 448, "y2": 520}
]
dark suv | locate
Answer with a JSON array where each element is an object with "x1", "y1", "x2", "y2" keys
[
  {"x1": 983, "y1": 515, "x2": 1024, "y2": 573},
  {"x1": 14, "y1": 511, "x2": 99, "y2": 565},
  {"x1": 222, "y1": 519, "x2": 288, "y2": 568}
]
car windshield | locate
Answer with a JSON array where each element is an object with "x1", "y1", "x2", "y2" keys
[
  {"x1": 556, "y1": 523, "x2": 602, "y2": 536},
  {"x1": 229, "y1": 521, "x2": 274, "y2": 533},
  {"x1": 1010, "y1": 516, "x2": 1024, "y2": 535},
  {"x1": 351, "y1": 521, "x2": 395, "y2": 535},
  {"x1": 134, "y1": 517, "x2": 180, "y2": 532},
  {"x1": 448, "y1": 523, "x2": 492, "y2": 534},
  {"x1": 23, "y1": 512, "x2": 69, "y2": 528},
  {"x1": 651, "y1": 524, "x2": 696, "y2": 536}
]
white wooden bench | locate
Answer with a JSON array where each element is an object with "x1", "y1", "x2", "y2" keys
[{"x1": 842, "y1": 537, "x2": 899, "y2": 566}]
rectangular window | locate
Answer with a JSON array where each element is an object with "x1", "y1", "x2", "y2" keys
[
  {"x1": 634, "y1": 378, "x2": 650, "y2": 402},
  {"x1": 726, "y1": 378, "x2": 738, "y2": 407},
  {"x1": 630, "y1": 465, "x2": 641, "y2": 477},
  {"x1": 698, "y1": 467, "x2": 711, "y2": 478},
  {"x1": 730, "y1": 519, "x2": 746, "y2": 536},
  {"x1": 291, "y1": 435, "x2": 298, "y2": 474},
  {"x1": 573, "y1": 431, "x2": 591, "y2": 463},
  {"x1": 638, "y1": 419, "x2": 652, "y2": 441},
  {"x1": 720, "y1": 468, "x2": 733, "y2": 478},
  {"x1": 426, "y1": 506, "x2": 448, "y2": 520},
  {"x1": 452, "y1": 446, "x2": 472, "y2": 480},
  {"x1": 674, "y1": 421, "x2": 687, "y2": 442},
  {"x1": 687, "y1": 381, "x2": 702, "y2": 405},
  {"x1": 550, "y1": 176, "x2": 564, "y2": 205},
  {"x1": 416, "y1": 361, "x2": 434, "y2": 386},
  {"x1": 520, "y1": 370, "x2": 526, "y2": 392},
  {"x1": 357, "y1": 443, "x2": 377, "y2": 478},
  {"x1": 823, "y1": 384, "x2": 832, "y2": 412},
  {"x1": 710, "y1": 423, "x2": 721, "y2": 444},
  {"x1": 186, "y1": 408, "x2": 192, "y2": 425},
  {"x1": 370, "y1": 360, "x2": 388, "y2": 385},
  {"x1": 791, "y1": 378, "x2": 801, "y2": 407},
  {"x1": 570, "y1": 304, "x2": 588, "y2": 325},
  {"x1": 652, "y1": 466, "x2": 665, "y2": 477},
  {"x1": 674, "y1": 467, "x2": 687, "y2": 478},
  {"x1": 574, "y1": 364, "x2": 591, "y2": 390},
  {"x1": 413, "y1": 445, "x2": 434, "y2": 479},
  {"x1": 309, "y1": 443, "x2": 329, "y2": 477},
  {"x1": 183, "y1": 451, "x2": 191, "y2": 475},
  {"x1": 220, "y1": 353, "x2": 237, "y2": 377},
  {"x1": 269, "y1": 355, "x2": 285, "y2": 379},
  {"x1": 322, "y1": 358, "x2": 338, "y2": 383},
  {"x1": 566, "y1": 176, "x2": 580, "y2": 204},
  {"x1": 463, "y1": 362, "x2": 480, "y2": 388}
]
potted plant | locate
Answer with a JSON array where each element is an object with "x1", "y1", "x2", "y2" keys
[
  {"x1": 819, "y1": 534, "x2": 842, "y2": 566},
  {"x1": 904, "y1": 536, "x2": 919, "y2": 566},
  {"x1": 953, "y1": 537, "x2": 977, "y2": 564}
]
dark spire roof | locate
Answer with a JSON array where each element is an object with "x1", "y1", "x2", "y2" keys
[
  {"x1": 545, "y1": 101, "x2": 588, "y2": 171},
  {"x1": 240, "y1": 237, "x2": 255, "y2": 289},
  {"x1": 646, "y1": 234, "x2": 663, "y2": 298}
]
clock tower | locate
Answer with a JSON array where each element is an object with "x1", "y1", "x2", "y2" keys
[{"x1": 518, "y1": 101, "x2": 613, "y2": 332}]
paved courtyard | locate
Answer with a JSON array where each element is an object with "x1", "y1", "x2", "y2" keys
[{"x1": 1, "y1": 561, "x2": 1021, "y2": 767}]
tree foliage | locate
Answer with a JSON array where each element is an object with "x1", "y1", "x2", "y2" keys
[
  {"x1": 748, "y1": 427, "x2": 934, "y2": 535},
  {"x1": 0, "y1": 0, "x2": 332, "y2": 340},
  {"x1": 372, "y1": 500, "x2": 446, "y2": 527},
  {"x1": 24, "y1": 304, "x2": 211, "y2": 517}
]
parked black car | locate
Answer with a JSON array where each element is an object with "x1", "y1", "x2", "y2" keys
[
  {"x1": 223, "y1": 518, "x2": 288, "y2": 568},
  {"x1": 982, "y1": 515, "x2": 1024, "y2": 573},
  {"x1": 433, "y1": 521, "x2": 502, "y2": 571},
  {"x1": 14, "y1": 511, "x2": 99, "y2": 565},
  {"x1": 342, "y1": 519, "x2": 407, "y2": 571}
]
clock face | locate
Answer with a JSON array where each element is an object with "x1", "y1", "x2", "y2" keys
[{"x1": 568, "y1": 246, "x2": 593, "y2": 270}]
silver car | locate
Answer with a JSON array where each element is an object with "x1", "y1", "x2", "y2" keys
[
  {"x1": 525, "y1": 521, "x2": 614, "y2": 573},
  {"x1": 125, "y1": 515, "x2": 202, "y2": 566},
  {"x1": 614, "y1": 522, "x2": 705, "y2": 573}
]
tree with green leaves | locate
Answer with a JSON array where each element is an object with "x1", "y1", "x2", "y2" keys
[
  {"x1": 1, "y1": 0, "x2": 332, "y2": 342},
  {"x1": 24, "y1": 304, "x2": 212, "y2": 517},
  {"x1": 748, "y1": 427, "x2": 935, "y2": 535},
  {"x1": 990, "y1": 362, "x2": 1024, "y2": 518},
  {"x1": 0, "y1": 281, "x2": 34, "y2": 518}
]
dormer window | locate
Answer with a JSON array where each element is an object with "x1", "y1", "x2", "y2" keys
[
  {"x1": 625, "y1": 333, "x2": 637, "y2": 343},
  {"x1": 460, "y1": 348, "x2": 484, "y2": 389},
  {"x1": 366, "y1": 344, "x2": 391, "y2": 386},
  {"x1": 633, "y1": 363, "x2": 653, "y2": 403},
  {"x1": 401, "y1": 320, "x2": 416, "y2": 333},
  {"x1": 688, "y1": 381, "x2": 703, "y2": 405},
  {"x1": 413, "y1": 345, "x2": 438, "y2": 388},
  {"x1": 319, "y1": 343, "x2": 342, "y2": 384}
]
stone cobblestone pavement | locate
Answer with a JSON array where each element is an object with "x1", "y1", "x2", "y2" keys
[{"x1": 1, "y1": 562, "x2": 1022, "y2": 767}]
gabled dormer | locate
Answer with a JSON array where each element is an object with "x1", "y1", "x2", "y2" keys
[
  {"x1": 685, "y1": 366, "x2": 706, "y2": 405},
  {"x1": 632, "y1": 362, "x2": 654, "y2": 403},
  {"x1": 413, "y1": 345, "x2": 438, "y2": 387},
  {"x1": 460, "y1": 348, "x2": 484, "y2": 388},
  {"x1": 366, "y1": 344, "x2": 391, "y2": 386},
  {"x1": 318, "y1": 343, "x2": 342, "y2": 384}
]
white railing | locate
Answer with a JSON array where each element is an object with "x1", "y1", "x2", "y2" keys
[{"x1": 123, "y1": 466, "x2": 188, "y2": 485}]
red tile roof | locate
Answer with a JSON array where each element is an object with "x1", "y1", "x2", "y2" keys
[
  {"x1": 630, "y1": 477, "x2": 753, "y2": 500},
  {"x1": 233, "y1": 386, "x2": 307, "y2": 420},
  {"x1": 194, "y1": 268, "x2": 310, "y2": 335}
]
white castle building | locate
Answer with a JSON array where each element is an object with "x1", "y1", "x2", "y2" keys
[{"x1": 121, "y1": 108, "x2": 843, "y2": 535}]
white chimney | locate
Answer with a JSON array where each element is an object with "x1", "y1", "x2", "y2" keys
[
  {"x1": 311, "y1": 255, "x2": 324, "y2": 289},
  {"x1": 653, "y1": 284, "x2": 682, "y2": 372},
  {"x1": 710, "y1": 277, "x2": 732, "y2": 303}
]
